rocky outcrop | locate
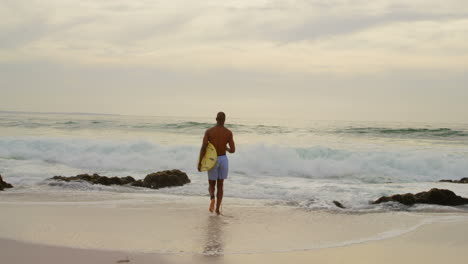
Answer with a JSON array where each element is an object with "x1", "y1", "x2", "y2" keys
[
  {"x1": 0, "y1": 174, "x2": 13, "y2": 191},
  {"x1": 439, "y1": 178, "x2": 468, "y2": 184},
  {"x1": 51, "y1": 174, "x2": 136, "y2": 186},
  {"x1": 372, "y1": 188, "x2": 468, "y2": 206},
  {"x1": 333, "y1": 200, "x2": 346, "y2": 209},
  {"x1": 49, "y1": 169, "x2": 190, "y2": 189},
  {"x1": 141, "y1": 170, "x2": 190, "y2": 189}
]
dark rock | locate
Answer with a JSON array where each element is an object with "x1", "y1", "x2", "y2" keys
[
  {"x1": 439, "y1": 177, "x2": 468, "y2": 184},
  {"x1": 79, "y1": 174, "x2": 92, "y2": 182},
  {"x1": 130, "y1": 180, "x2": 145, "y2": 187},
  {"x1": 50, "y1": 173, "x2": 135, "y2": 186},
  {"x1": 333, "y1": 200, "x2": 346, "y2": 209},
  {"x1": 0, "y1": 174, "x2": 13, "y2": 191},
  {"x1": 372, "y1": 188, "x2": 468, "y2": 206},
  {"x1": 142, "y1": 169, "x2": 190, "y2": 189},
  {"x1": 373, "y1": 193, "x2": 416, "y2": 205},
  {"x1": 120, "y1": 176, "x2": 136, "y2": 185},
  {"x1": 96, "y1": 176, "x2": 110, "y2": 185},
  {"x1": 48, "y1": 170, "x2": 190, "y2": 189}
]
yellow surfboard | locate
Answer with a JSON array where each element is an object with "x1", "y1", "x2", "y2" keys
[{"x1": 199, "y1": 142, "x2": 217, "y2": 172}]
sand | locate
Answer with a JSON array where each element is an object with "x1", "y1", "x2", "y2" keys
[{"x1": 1, "y1": 191, "x2": 467, "y2": 263}]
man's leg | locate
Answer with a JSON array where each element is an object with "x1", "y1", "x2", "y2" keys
[
  {"x1": 215, "y1": 179, "x2": 224, "y2": 215},
  {"x1": 208, "y1": 180, "x2": 216, "y2": 212}
]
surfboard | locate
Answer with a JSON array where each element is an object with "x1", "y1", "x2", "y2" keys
[{"x1": 199, "y1": 142, "x2": 217, "y2": 172}]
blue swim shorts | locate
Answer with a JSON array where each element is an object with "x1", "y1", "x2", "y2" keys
[{"x1": 208, "y1": 155, "x2": 229, "y2": 180}]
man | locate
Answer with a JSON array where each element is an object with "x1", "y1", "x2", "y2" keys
[{"x1": 198, "y1": 112, "x2": 235, "y2": 215}]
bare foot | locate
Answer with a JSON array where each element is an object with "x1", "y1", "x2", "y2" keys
[
  {"x1": 209, "y1": 199, "x2": 215, "y2": 213},
  {"x1": 215, "y1": 209, "x2": 221, "y2": 216}
]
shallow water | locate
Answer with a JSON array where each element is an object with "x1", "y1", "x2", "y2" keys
[
  {"x1": 1, "y1": 112, "x2": 467, "y2": 212},
  {"x1": 1, "y1": 193, "x2": 466, "y2": 255}
]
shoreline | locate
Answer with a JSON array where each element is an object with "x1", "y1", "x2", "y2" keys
[
  {"x1": 0, "y1": 195, "x2": 452, "y2": 253},
  {"x1": 1, "y1": 193, "x2": 468, "y2": 251},
  {"x1": 1, "y1": 217, "x2": 467, "y2": 264},
  {"x1": 1, "y1": 188, "x2": 468, "y2": 263}
]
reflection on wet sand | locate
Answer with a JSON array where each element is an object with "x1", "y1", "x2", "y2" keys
[{"x1": 203, "y1": 215, "x2": 225, "y2": 256}]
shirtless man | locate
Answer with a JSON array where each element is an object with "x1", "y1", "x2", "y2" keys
[{"x1": 198, "y1": 112, "x2": 235, "y2": 215}]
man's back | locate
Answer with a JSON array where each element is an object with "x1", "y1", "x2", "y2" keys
[
  {"x1": 198, "y1": 112, "x2": 235, "y2": 215},
  {"x1": 205, "y1": 125, "x2": 233, "y2": 156}
]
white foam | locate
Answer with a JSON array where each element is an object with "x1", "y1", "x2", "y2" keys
[
  {"x1": 1, "y1": 136, "x2": 468, "y2": 212},
  {"x1": 1, "y1": 137, "x2": 467, "y2": 182}
]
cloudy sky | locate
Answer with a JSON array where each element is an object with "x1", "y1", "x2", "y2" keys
[{"x1": 1, "y1": 0, "x2": 467, "y2": 121}]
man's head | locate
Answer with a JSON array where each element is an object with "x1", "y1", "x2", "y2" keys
[{"x1": 216, "y1": 112, "x2": 226, "y2": 125}]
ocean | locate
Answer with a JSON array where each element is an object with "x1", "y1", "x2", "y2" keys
[{"x1": 1, "y1": 111, "x2": 467, "y2": 213}]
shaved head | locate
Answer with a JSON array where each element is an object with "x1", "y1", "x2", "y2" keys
[{"x1": 216, "y1": 112, "x2": 226, "y2": 125}]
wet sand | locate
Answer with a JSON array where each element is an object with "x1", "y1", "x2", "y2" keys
[{"x1": 0, "y1": 192, "x2": 467, "y2": 263}]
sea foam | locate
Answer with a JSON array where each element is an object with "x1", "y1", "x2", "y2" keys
[{"x1": 1, "y1": 137, "x2": 467, "y2": 185}]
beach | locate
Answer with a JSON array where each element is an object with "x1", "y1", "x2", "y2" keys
[
  {"x1": 3, "y1": 0, "x2": 468, "y2": 262},
  {"x1": 1, "y1": 191, "x2": 467, "y2": 264},
  {"x1": 1, "y1": 112, "x2": 468, "y2": 263}
]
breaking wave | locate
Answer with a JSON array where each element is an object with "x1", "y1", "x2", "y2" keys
[
  {"x1": 1, "y1": 137, "x2": 467, "y2": 184},
  {"x1": 338, "y1": 127, "x2": 468, "y2": 138}
]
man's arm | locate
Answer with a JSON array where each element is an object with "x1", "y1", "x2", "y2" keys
[
  {"x1": 198, "y1": 130, "x2": 209, "y2": 171},
  {"x1": 226, "y1": 131, "x2": 235, "y2": 153}
]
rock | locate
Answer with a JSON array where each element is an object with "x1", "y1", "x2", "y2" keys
[
  {"x1": 96, "y1": 176, "x2": 110, "y2": 185},
  {"x1": 142, "y1": 169, "x2": 190, "y2": 189},
  {"x1": 48, "y1": 170, "x2": 190, "y2": 189},
  {"x1": 50, "y1": 174, "x2": 136, "y2": 186},
  {"x1": 373, "y1": 193, "x2": 415, "y2": 205},
  {"x1": 333, "y1": 200, "x2": 346, "y2": 209},
  {"x1": 120, "y1": 176, "x2": 136, "y2": 185},
  {"x1": 130, "y1": 180, "x2": 145, "y2": 187},
  {"x1": 439, "y1": 177, "x2": 468, "y2": 184},
  {"x1": 0, "y1": 174, "x2": 13, "y2": 191},
  {"x1": 372, "y1": 188, "x2": 468, "y2": 206},
  {"x1": 51, "y1": 174, "x2": 124, "y2": 186}
]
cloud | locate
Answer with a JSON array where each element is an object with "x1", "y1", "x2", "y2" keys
[
  {"x1": 1, "y1": 0, "x2": 468, "y2": 74},
  {"x1": 1, "y1": 60, "x2": 467, "y2": 121}
]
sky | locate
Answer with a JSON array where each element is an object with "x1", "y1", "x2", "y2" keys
[{"x1": 1, "y1": 0, "x2": 468, "y2": 122}]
